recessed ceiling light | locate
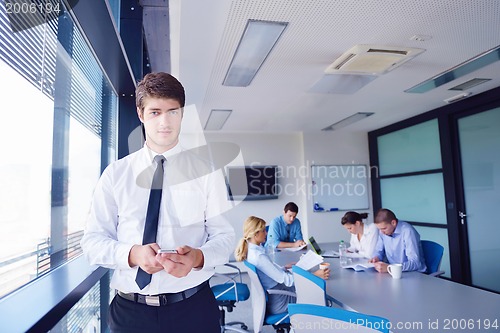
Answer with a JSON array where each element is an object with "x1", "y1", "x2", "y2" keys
[
  {"x1": 406, "y1": 45, "x2": 500, "y2": 93},
  {"x1": 322, "y1": 112, "x2": 375, "y2": 131},
  {"x1": 444, "y1": 92, "x2": 472, "y2": 104},
  {"x1": 204, "y1": 110, "x2": 232, "y2": 130},
  {"x1": 223, "y1": 20, "x2": 288, "y2": 87}
]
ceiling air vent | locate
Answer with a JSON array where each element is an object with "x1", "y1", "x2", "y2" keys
[
  {"x1": 449, "y1": 78, "x2": 491, "y2": 91},
  {"x1": 326, "y1": 45, "x2": 425, "y2": 75}
]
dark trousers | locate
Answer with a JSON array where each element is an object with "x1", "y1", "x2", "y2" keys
[{"x1": 108, "y1": 282, "x2": 220, "y2": 333}]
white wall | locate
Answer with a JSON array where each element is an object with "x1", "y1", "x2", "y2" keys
[
  {"x1": 205, "y1": 132, "x2": 305, "y2": 246},
  {"x1": 302, "y1": 130, "x2": 373, "y2": 243},
  {"x1": 205, "y1": 129, "x2": 373, "y2": 247}
]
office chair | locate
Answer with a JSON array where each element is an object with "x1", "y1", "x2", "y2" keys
[
  {"x1": 288, "y1": 303, "x2": 390, "y2": 333},
  {"x1": 421, "y1": 240, "x2": 445, "y2": 277},
  {"x1": 243, "y1": 261, "x2": 294, "y2": 333},
  {"x1": 291, "y1": 265, "x2": 341, "y2": 308},
  {"x1": 211, "y1": 264, "x2": 251, "y2": 332}
]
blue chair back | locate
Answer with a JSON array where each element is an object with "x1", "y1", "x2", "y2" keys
[
  {"x1": 244, "y1": 260, "x2": 290, "y2": 333},
  {"x1": 421, "y1": 240, "x2": 444, "y2": 275},
  {"x1": 289, "y1": 303, "x2": 390, "y2": 333},
  {"x1": 292, "y1": 265, "x2": 327, "y2": 306}
]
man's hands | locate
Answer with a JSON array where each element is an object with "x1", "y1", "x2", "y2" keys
[
  {"x1": 373, "y1": 261, "x2": 389, "y2": 273},
  {"x1": 129, "y1": 244, "x2": 204, "y2": 278},
  {"x1": 128, "y1": 243, "x2": 163, "y2": 274},
  {"x1": 368, "y1": 257, "x2": 389, "y2": 273},
  {"x1": 277, "y1": 239, "x2": 306, "y2": 249},
  {"x1": 295, "y1": 239, "x2": 306, "y2": 247},
  {"x1": 156, "y1": 245, "x2": 204, "y2": 277}
]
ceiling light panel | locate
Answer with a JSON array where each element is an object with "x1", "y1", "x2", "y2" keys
[
  {"x1": 443, "y1": 92, "x2": 472, "y2": 104},
  {"x1": 204, "y1": 109, "x2": 232, "y2": 130},
  {"x1": 222, "y1": 20, "x2": 288, "y2": 87},
  {"x1": 322, "y1": 112, "x2": 375, "y2": 131},
  {"x1": 406, "y1": 45, "x2": 500, "y2": 93}
]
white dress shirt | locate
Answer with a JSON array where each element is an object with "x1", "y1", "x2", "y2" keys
[
  {"x1": 348, "y1": 222, "x2": 379, "y2": 258},
  {"x1": 81, "y1": 144, "x2": 235, "y2": 294}
]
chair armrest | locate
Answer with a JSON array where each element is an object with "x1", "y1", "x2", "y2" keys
[
  {"x1": 267, "y1": 289, "x2": 297, "y2": 297},
  {"x1": 224, "y1": 263, "x2": 243, "y2": 283},
  {"x1": 429, "y1": 270, "x2": 445, "y2": 277},
  {"x1": 225, "y1": 263, "x2": 242, "y2": 273},
  {"x1": 213, "y1": 263, "x2": 244, "y2": 284},
  {"x1": 326, "y1": 294, "x2": 343, "y2": 308}
]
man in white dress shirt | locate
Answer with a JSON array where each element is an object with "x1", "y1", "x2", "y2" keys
[{"x1": 81, "y1": 72, "x2": 235, "y2": 333}]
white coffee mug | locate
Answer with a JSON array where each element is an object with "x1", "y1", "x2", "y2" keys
[{"x1": 387, "y1": 263, "x2": 403, "y2": 279}]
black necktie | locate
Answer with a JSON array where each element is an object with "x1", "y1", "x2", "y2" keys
[
  {"x1": 286, "y1": 224, "x2": 291, "y2": 242},
  {"x1": 136, "y1": 155, "x2": 165, "y2": 289}
]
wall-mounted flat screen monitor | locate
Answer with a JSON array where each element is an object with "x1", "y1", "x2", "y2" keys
[{"x1": 226, "y1": 165, "x2": 278, "y2": 201}]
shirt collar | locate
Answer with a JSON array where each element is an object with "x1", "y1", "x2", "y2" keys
[
  {"x1": 391, "y1": 221, "x2": 402, "y2": 237},
  {"x1": 248, "y1": 242, "x2": 265, "y2": 253},
  {"x1": 143, "y1": 142, "x2": 183, "y2": 163}
]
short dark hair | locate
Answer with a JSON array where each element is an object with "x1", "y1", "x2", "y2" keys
[
  {"x1": 284, "y1": 202, "x2": 298, "y2": 214},
  {"x1": 374, "y1": 208, "x2": 398, "y2": 224},
  {"x1": 135, "y1": 72, "x2": 185, "y2": 114},
  {"x1": 341, "y1": 211, "x2": 368, "y2": 225}
]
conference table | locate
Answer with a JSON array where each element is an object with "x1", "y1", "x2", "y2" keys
[{"x1": 275, "y1": 242, "x2": 500, "y2": 333}]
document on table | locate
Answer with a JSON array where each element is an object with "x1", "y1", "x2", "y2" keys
[
  {"x1": 295, "y1": 250, "x2": 323, "y2": 270},
  {"x1": 342, "y1": 261, "x2": 375, "y2": 272},
  {"x1": 281, "y1": 244, "x2": 307, "y2": 252}
]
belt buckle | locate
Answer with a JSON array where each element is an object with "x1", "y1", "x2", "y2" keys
[{"x1": 145, "y1": 295, "x2": 161, "y2": 306}]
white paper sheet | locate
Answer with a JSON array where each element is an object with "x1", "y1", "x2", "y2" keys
[
  {"x1": 295, "y1": 250, "x2": 323, "y2": 270},
  {"x1": 281, "y1": 244, "x2": 307, "y2": 252}
]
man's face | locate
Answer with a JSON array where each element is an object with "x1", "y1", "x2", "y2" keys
[
  {"x1": 137, "y1": 97, "x2": 182, "y2": 153},
  {"x1": 375, "y1": 220, "x2": 397, "y2": 236},
  {"x1": 283, "y1": 210, "x2": 297, "y2": 224}
]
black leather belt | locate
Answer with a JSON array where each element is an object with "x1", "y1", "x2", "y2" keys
[{"x1": 117, "y1": 281, "x2": 208, "y2": 306}]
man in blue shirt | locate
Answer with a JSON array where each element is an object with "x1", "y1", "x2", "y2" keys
[
  {"x1": 369, "y1": 208, "x2": 427, "y2": 273},
  {"x1": 267, "y1": 202, "x2": 306, "y2": 249}
]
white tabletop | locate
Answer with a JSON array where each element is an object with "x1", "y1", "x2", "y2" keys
[{"x1": 275, "y1": 242, "x2": 500, "y2": 332}]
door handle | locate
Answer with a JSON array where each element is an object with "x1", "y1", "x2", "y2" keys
[{"x1": 459, "y1": 211, "x2": 467, "y2": 225}]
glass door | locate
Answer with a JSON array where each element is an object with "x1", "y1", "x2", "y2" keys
[{"x1": 456, "y1": 107, "x2": 500, "y2": 292}]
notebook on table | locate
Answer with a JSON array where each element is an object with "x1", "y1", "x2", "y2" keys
[{"x1": 308, "y1": 236, "x2": 339, "y2": 258}]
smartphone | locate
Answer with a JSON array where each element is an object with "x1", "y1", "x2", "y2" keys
[{"x1": 158, "y1": 249, "x2": 178, "y2": 254}]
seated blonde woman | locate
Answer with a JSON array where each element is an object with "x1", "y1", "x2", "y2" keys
[{"x1": 234, "y1": 216, "x2": 329, "y2": 314}]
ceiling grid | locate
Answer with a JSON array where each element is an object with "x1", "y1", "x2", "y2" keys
[{"x1": 168, "y1": 0, "x2": 500, "y2": 132}]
